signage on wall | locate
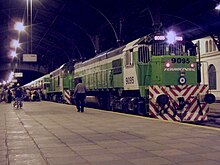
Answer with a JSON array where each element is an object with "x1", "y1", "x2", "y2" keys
[{"x1": 23, "y1": 54, "x2": 37, "y2": 62}]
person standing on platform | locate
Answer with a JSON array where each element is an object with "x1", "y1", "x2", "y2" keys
[
  {"x1": 7, "y1": 89, "x2": 12, "y2": 103},
  {"x1": 74, "y1": 78, "x2": 86, "y2": 112},
  {"x1": 14, "y1": 87, "x2": 23, "y2": 108}
]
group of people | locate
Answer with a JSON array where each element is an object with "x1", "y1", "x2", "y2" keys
[
  {"x1": 0, "y1": 88, "x2": 12, "y2": 103},
  {"x1": 0, "y1": 87, "x2": 44, "y2": 103},
  {"x1": 0, "y1": 87, "x2": 24, "y2": 107},
  {"x1": 0, "y1": 78, "x2": 87, "y2": 112}
]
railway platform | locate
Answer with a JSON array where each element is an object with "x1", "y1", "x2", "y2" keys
[{"x1": 0, "y1": 101, "x2": 220, "y2": 165}]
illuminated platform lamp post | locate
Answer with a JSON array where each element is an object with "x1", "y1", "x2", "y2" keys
[
  {"x1": 14, "y1": 21, "x2": 25, "y2": 32},
  {"x1": 8, "y1": 39, "x2": 20, "y2": 85},
  {"x1": 10, "y1": 39, "x2": 20, "y2": 50},
  {"x1": 23, "y1": 0, "x2": 37, "y2": 63},
  {"x1": 9, "y1": 50, "x2": 17, "y2": 59},
  {"x1": 10, "y1": 22, "x2": 25, "y2": 58},
  {"x1": 8, "y1": 22, "x2": 26, "y2": 86},
  {"x1": 10, "y1": 34, "x2": 21, "y2": 60}
]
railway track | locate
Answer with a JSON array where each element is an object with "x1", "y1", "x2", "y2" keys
[{"x1": 194, "y1": 103, "x2": 220, "y2": 128}]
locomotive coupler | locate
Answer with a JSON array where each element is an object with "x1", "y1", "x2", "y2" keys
[{"x1": 173, "y1": 97, "x2": 190, "y2": 118}]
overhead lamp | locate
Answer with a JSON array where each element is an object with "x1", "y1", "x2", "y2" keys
[
  {"x1": 215, "y1": 4, "x2": 220, "y2": 10},
  {"x1": 14, "y1": 22, "x2": 25, "y2": 32},
  {"x1": 10, "y1": 51, "x2": 17, "y2": 58},
  {"x1": 10, "y1": 39, "x2": 20, "y2": 48}
]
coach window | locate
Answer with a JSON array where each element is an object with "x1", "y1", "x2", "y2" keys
[
  {"x1": 125, "y1": 50, "x2": 133, "y2": 66},
  {"x1": 208, "y1": 64, "x2": 216, "y2": 90}
]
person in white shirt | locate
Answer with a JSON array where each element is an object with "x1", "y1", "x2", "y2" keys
[{"x1": 74, "y1": 78, "x2": 86, "y2": 112}]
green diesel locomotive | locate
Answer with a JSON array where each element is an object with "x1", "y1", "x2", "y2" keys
[{"x1": 24, "y1": 32, "x2": 215, "y2": 121}]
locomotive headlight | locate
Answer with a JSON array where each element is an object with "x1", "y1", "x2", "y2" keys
[
  {"x1": 166, "y1": 31, "x2": 183, "y2": 44},
  {"x1": 166, "y1": 31, "x2": 176, "y2": 44},
  {"x1": 165, "y1": 62, "x2": 171, "y2": 68},
  {"x1": 190, "y1": 63, "x2": 195, "y2": 68}
]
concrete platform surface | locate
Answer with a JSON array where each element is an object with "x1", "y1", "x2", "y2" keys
[{"x1": 0, "y1": 101, "x2": 220, "y2": 165}]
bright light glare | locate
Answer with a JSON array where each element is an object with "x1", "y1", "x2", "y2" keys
[
  {"x1": 215, "y1": 4, "x2": 220, "y2": 10},
  {"x1": 190, "y1": 63, "x2": 195, "y2": 68},
  {"x1": 10, "y1": 39, "x2": 20, "y2": 48},
  {"x1": 10, "y1": 51, "x2": 17, "y2": 58},
  {"x1": 3, "y1": 81, "x2": 6, "y2": 85},
  {"x1": 14, "y1": 22, "x2": 25, "y2": 32},
  {"x1": 166, "y1": 31, "x2": 176, "y2": 44},
  {"x1": 7, "y1": 71, "x2": 14, "y2": 83},
  {"x1": 165, "y1": 62, "x2": 171, "y2": 68}
]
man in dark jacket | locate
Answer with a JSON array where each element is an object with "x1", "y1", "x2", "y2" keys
[
  {"x1": 74, "y1": 79, "x2": 86, "y2": 112},
  {"x1": 14, "y1": 88, "x2": 23, "y2": 108}
]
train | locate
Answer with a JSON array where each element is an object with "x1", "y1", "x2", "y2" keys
[{"x1": 23, "y1": 31, "x2": 216, "y2": 122}]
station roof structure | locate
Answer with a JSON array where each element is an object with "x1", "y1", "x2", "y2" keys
[{"x1": 0, "y1": 0, "x2": 220, "y2": 84}]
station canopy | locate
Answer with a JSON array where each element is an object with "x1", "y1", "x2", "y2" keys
[{"x1": 0, "y1": 0, "x2": 220, "y2": 72}]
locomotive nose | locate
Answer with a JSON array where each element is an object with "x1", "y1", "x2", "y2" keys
[{"x1": 204, "y1": 93, "x2": 216, "y2": 104}]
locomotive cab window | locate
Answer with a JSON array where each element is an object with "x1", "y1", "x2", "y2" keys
[
  {"x1": 138, "y1": 46, "x2": 150, "y2": 63},
  {"x1": 125, "y1": 50, "x2": 133, "y2": 66},
  {"x1": 152, "y1": 43, "x2": 166, "y2": 56},
  {"x1": 169, "y1": 43, "x2": 183, "y2": 56}
]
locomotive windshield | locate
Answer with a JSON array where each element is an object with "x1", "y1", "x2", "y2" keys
[
  {"x1": 151, "y1": 42, "x2": 184, "y2": 56},
  {"x1": 149, "y1": 32, "x2": 197, "y2": 56}
]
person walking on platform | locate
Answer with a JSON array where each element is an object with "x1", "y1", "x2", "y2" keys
[
  {"x1": 74, "y1": 78, "x2": 86, "y2": 112},
  {"x1": 14, "y1": 87, "x2": 23, "y2": 108}
]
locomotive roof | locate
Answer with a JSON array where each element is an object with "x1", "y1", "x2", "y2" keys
[
  {"x1": 74, "y1": 36, "x2": 148, "y2": 69},
  {"x1": 50, "y1": 63, "x2": 66, "y2": 76},
  {"x1": 23, "y1": 74, "x2": 50, "y2": 87},
  {"x1": 74, "y1": 45, "x2": 127, "y2": 69}
]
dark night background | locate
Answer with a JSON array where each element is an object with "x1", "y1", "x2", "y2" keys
[{"x1": 0, "y1": 0, "x2": 220, "y2": 86}]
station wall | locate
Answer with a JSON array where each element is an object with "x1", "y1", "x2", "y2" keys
[{"x1": 193, "y1": 37, "x2": 220, "y2": 101}]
